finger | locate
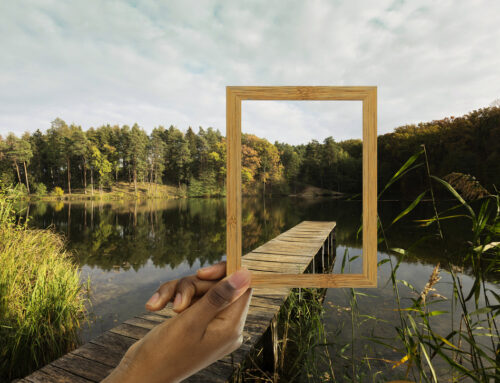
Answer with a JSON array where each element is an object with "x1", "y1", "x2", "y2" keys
[
  {"x1": 173, "y1": 277, "x2": 217, "y2": 313},
  {"x1": 196, "y1": 261, "x2": 227, "y2": 281},
  {"x1": 214, "y1": 288, "x2": 252, "y2": 323},
  {"x1": 145, "y1": 279, "x2": 178, "y2": 311},
  {"x1": 188, "y1": 268, "x2": 251, "y2": 326},
  {"x1": 204, "y1": 289, "x2": 253, "y2": 351}
]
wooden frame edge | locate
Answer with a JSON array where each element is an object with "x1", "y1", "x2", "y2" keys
[{"x1": 226, "y1": 86, "x2": 377, "y2": 288}]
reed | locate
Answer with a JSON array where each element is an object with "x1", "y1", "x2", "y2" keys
[
  {"x1": 0, "y1": 189, "x2": 88, "y2": 380},
  {"x1": 235, "y1": 148, "x2": 499, "y2": 382}
]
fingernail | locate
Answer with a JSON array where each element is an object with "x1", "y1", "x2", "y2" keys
[
  {"x1": 146, "y1": 292, "x2": 159, "y2": 307},
  {"x1": 227, "y1": 269, "x2": 251, "y2": 290},
  {"x1": 172, "y1": 292, "x2": 182, "y2": 309},
  {"x1": 198, "y1": 264, "x2": 216, "y2": 273}
]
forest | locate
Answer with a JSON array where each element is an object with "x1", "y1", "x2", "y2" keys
[{"x1": 0, "y1": 105, "x2": 499, "y2": 199}]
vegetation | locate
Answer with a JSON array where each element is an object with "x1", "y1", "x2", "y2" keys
[
  {"x1": 235, "y1": 151, "x2": 499, "y2": 382},
  {"x1": 1, "y1": 106, "x2": 498, "y2": 199},
  {"x1": 0, "y1": 187, "x2": 88, "y2": 380}
]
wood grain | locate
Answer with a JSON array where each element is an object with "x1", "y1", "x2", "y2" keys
[
  {"x1": 226, "y1": 85, "x2": 377, "y2": 288},
  {"x1": 226, "y1": 87, "x2": 241, "y2": 275}
]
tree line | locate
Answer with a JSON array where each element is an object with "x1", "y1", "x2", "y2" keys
[{"x1": 0, "y1": 105, "x2": 499, "y2": 199}]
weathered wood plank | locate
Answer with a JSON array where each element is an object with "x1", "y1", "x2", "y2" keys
[
  {"x1": 24, "y1": 221, "x2": 335, "y2": 382},
  {"x1": 109, "y1": 323, "x2": 149, "y2": 340},
  {"x1": 25, "y1": 365, "x2": 94, "y2": 383},
  {"x1": 50, "y1": 354, "x2": 112, "y2": 382},
  {"x1": 70, "y1": 342, "x2": 123, "y2": 367}
]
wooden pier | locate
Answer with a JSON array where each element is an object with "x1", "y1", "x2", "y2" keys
[{"x1": 21, "y1": 221, "x2": 336, "y2": 383}]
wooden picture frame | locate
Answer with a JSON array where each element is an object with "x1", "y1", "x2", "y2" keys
[{"x1": 226, "y1": 86, "x2": 377, "y2": 288}]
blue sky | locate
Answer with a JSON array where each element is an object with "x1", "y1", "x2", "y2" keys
[{"x1": 1, "y1": 0, "x2": 499, "y2": 145}]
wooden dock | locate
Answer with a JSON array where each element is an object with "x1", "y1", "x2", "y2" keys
[{"x1": 21, "y1": 221, "x2": 336, "y2": 383}]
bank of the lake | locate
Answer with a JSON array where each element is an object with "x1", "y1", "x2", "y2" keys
[{"x1": 22, "y1": 197, "x2": 497, "y2": 344}]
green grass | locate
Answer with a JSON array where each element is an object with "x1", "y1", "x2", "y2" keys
[
  {"x1": 235, "y1": 148, "x2": 499, "y2": 382},
  {"x1": 0, "y1": 192, "x2": 88, "y2": 381}
]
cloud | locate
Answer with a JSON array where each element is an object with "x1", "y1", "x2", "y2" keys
[{"x1": 0, "y1": 0, "x2": 499, "y2": 143}]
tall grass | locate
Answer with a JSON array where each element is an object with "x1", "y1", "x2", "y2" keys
[
  {"x1": 235, "y1": 148, "x2": 499, "y2": 382},
  {"x1": 372, "y1": 147, "x2": 500, "y2": 382},
  {"x1": 0, "y1": 188, "x2": 88, "y2": 381}
]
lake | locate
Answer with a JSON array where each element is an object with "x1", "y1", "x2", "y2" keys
[{"x1": 24, "y1": 197, "x2": 498, "y2": 379}]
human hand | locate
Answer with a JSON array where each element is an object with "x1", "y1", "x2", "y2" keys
[
  {"x1": 103, "y1": 268, "x2": 252, "y2": 383},
  {"x1": 145, "y1": 261, "x2": 228, "y2": 313}
]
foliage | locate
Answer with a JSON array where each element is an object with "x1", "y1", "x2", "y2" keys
[
  {"x1": 0, "y1": 190, "x2": 88, "y2": 380},
  {"x1": 0, "y1": 105, "x2": 499, "y2": 199},
  {"x1": 52, "y1": 186, "x2": 64, "y2": 197},
  {"x1": 33, "y1": 182, "x2": 47, "y2": 197}
]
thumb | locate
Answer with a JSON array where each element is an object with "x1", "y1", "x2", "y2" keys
[{"x1": 190, "y1": 268, "x2": 251, "y2": 325}]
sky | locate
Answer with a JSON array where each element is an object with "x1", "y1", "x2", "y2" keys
[{"x1": 1, "y1": 0, "x2": 499, "y2": 145}]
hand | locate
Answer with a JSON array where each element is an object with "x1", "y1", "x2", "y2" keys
[
  {"x1": 103, "y1": 267, "x2": 252, "y2": 383},
  {"x1": 145, "y1": 261, "x2": 228, "y2": 313}
]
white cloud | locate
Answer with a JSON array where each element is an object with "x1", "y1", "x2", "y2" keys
[{"x1": 0, "y1": 0, "x2": 499, "y2": 143}]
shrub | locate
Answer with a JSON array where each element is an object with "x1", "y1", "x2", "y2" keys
[
  {"x1": 33, "y1": 183, "x2": 47, "y2": 197},
  {"x1": 52, "y1": 186, "x2": 64, "y2": 198}
]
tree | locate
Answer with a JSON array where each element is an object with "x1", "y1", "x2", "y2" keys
[
  {"x1": 46, "y1": 118, "x2": 68, "y2": 190},
  {"x1": 126, "y1": 124, "x2": 149, "y2": 193},
  {"x1": 164, "y1": 126, "x2": 192, "y2": 187},
  {"x1": 276, "y1": 143, "x2": 301, "y2": 192},
  {"x1": 5, "y1": 133, "x2": 22, "y2": 185},
  {"x1": 69, "y1": 126, "x2": 89, "y2": 193},
  {"x1": 19, "y1": 133, "x2": 33, "y2": 193},
  {"x1": 149, "y1": 127, "x2": 167, "y2": 190},
  {"x1": 243, "y1": 134, "x2": 282, "y2": 195},
  {"x1": 90, "y1": 146, "x2": 112, "y2": 192}
]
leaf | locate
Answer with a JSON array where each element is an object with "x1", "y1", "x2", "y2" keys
[
  {"x1": 420, "y1": 343, "x2": 438, "y2": 383},
  {"x1": 378, "y1": 258, "x2": 390, "y2": 266},
  {"x1": 431, "y1": 176, "x2": 475, "y2": 219},
  {"x1": 391, "y1": 248, "x2": 407, "y2": 255},
  {"x1": 379, "y1": 150, "x2": 424, "y2": 198},
  {"x1": 474, "y1": 241, "x2": 500, "y2": 253},
  {"x1": 426, "y1": 310, "x2": 448, "y2": 317},
  {"x1": 433, "y1": 333, "x2": 459, "y2": 350},
  {"x1": 391, "y1": 191, "x2": 427, "y2": 226},
  {"x1": 391, "y1": 353, "x2": 410, "y2": 369},
  {"x1": 469, "y1": 307, "x2": 493, "y2": 316},
  {"x1": 397, "y1": 279, "x2": 416, "y2": 292}
]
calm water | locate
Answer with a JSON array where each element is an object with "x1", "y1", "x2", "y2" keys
[{"x1": 24, "y1": 197, "x2": 498, "y2": 374}]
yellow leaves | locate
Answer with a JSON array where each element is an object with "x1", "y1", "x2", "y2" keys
[{"x1": 392, "y1": 353, "x2": 410, "y2": 369}]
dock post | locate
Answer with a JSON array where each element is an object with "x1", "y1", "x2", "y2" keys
[{"x1": 322, "y1": 244, "x2": 325, "y2": 272}]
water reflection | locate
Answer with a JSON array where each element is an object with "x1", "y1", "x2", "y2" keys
[{"x1": 24, "y1": 197, "x2": 486, "y2": 342}]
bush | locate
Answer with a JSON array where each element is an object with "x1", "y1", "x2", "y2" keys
[
  {"x1": 33, "y1": 183, "x2": 47, "y2": 197},
  {"x1": 0, "y1": 192, "x2": 88, "y2": 380},
  {"x1": 51, "y1": 186, "x2": 64, "y2": 198}
]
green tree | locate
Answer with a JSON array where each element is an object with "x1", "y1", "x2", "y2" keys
[
  {"x1": 68, "y1": 126, "x2": 89, "y2": 193},
  {"x1": 126, "y1": 124, "x2": 149, "y2": 193},
  {"x1": 90, "y1": 146, "x2": 112, "y2": 192},
  {"x1": 5, "y1": 133, "x2": 22, "y2": 186},
  {"x1": 149, "y1": 128, "x2": 167, "y2": 189},
  {"x1": 164, "y1": 126, "x2": 192, "y2": 187},
  {"x1": 18, "y1": 133, "x2": 33, "y2": 194}
]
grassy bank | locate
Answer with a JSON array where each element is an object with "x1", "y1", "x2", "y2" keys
[
  {"x1": 26, "y1": 181, "x2": 185, "y2": 201},
  {"x1": 0, "y1": 192, "x2": 88, "y2": 381}
]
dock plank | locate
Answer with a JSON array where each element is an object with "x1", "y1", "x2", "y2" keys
[{"x1": 24, "y1": 221, "x2": 335, "y2": 382}]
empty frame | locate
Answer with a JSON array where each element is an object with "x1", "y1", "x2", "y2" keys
[{"x1": 226, "y1": 86, "x2": 377, "y2": 288}]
